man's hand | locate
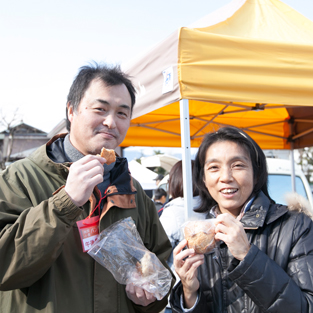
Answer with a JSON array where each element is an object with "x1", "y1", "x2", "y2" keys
[
  {"x1": 65, "y1": 155, "x2": 106, "y2": 207},
  {"x1": 125, "y1": 282, "x2": 156, "y2": 306}
]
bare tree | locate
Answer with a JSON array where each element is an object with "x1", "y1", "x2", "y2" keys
[
  {"x1": 0, "y1": 108, "x2": 22, "y2": 169},
  {"x1": 298, "y1": 147, "x2": 313, "y2": 184}
]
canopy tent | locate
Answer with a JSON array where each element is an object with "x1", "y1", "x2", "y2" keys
[
  {"x1": 128, "y1": 160, "x2": 158, "y2": 190},
  {"x1": 140, "y1": 154, "x2": 180, "y2": 172},
  {"x1": 121, "y1": 0, "x2": 313, "y2": 218}
]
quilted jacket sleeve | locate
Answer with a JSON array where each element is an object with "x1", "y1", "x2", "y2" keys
[
  {"x1": 170, "y1": 211, "x2": 313, "y2": 313},
  {"x1": 228, "y1": 213, "x2": 313, "y2": 312}
]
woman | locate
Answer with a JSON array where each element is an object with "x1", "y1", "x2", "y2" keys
[
  {"x1": 160, "y1": 160, "x2": 206, "y2": 313},
  {"x1": 170, "y1": 126, "x2": 313, "y2": 312}
]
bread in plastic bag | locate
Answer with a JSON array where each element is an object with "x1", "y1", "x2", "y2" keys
[
  {"x1": 87, "y1": 217, "x2": 172, "y2": 300},
  {"x1": 183, "y1": 219, "x2": 216, "y2": 254}
]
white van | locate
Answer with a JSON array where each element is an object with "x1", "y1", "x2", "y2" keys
[
  {"x1": 158, "y1": 158, "x2": 313, "y2": 210},
  {"x1": 266, "y1": 158, "x2": 313, "y2": 209}
]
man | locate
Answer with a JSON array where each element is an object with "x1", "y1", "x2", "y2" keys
[
  {"x1": 154, "y1": 173, "x2": 164, "y2": 186},
  {"x1": 153, "y1": 188, "x2": 167, "y2": 214},
  {"x1": 0, "y1": 64, "x2": 174, "y2": 313}
]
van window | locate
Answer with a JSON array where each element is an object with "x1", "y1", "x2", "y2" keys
[{"x1": 268, "y1": 174, "x2": 309, "y2": 205}]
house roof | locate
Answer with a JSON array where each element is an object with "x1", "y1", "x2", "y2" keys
[{"x1": 0, "y1": 122, "x2": 47, "y2": 136}]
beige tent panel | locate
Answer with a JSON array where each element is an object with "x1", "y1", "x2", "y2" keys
[{"x1": 125, "y1": 31, "x2": 180, "y2": 120}]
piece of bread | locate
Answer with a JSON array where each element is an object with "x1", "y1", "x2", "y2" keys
[
  {"x1": 99, "y1": 147, "x2": 116, "y2": 165},
  {"x1": 184, "y1": 220, "x2": 216, "y2": 254},
  {"x1": 136, "y1": 252, "x2": 154, "y2": 277}
]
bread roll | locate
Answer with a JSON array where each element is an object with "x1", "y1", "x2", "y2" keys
[
  {"x1": 136, "y1": 252, "x2": 154, "y2": 277},
  {"x1": 184, "y1": 220, "x2": 216, "y2": 254},
  {"x1": 99, "y1": 147, "x2": 116, "y2": 165}
]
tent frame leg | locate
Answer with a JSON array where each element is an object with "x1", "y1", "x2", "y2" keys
[
  {"x1": 290, "y1": 145, "x2": 296, "y2": 193},
  {"x1": 180, "y1": 99, "x2": 193, "y2": 221},
  {"x1": 289, "y1": 121, "x2": 296, "y2": 192}
]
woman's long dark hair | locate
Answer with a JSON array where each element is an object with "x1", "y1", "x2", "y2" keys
[
  {"x1": 193, "y1": 126, "x2": 274, "y2": 213},
  {"x1": 169, "y1": 160, "x2": 199, "y2": 199}
]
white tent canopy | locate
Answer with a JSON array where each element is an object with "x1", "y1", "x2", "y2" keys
[
  {"x1": 128, "y1": 160, "x2": 158, "y2": 190},
  {"x1": 140, "y1": 154, "x2": 180, "y2": 172}
]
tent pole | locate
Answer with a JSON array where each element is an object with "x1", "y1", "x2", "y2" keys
[
  {"x1": 180, "y1": 99, "x2": 193, "y2": 221},
  {"x1": 289, "y1": 122, "x2": 296, "y2": 192},
  {"x1": 290, "y1": 144, "x2": 296, "y2": 192}
]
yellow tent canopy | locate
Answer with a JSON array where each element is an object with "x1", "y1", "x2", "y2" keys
[{"x1": 122, "y1": 0, "x2": 313, "y2": 150}]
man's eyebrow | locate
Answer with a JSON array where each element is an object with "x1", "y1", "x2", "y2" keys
[
  {"x1": 119, "y1": 104, "x2": 131, "y2": 111},
  {"x1": 96, "y1": 99, "x2": 109, "y2": 105},
  {"x1": 96, "y1": 99, "x2": 131, "y2": 111}
]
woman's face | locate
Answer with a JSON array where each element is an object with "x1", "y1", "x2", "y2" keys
[{"x1": 203, "y1": 140, "x2": 255, "y2": 217}]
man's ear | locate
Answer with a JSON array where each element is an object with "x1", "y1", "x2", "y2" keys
[{"x1": 67, "y1": 102, "x2": 74, "y2": 123}]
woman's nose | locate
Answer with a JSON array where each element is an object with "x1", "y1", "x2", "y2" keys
[{"x1": 220, "y1": 167, "x2": 233, "y2": 181}]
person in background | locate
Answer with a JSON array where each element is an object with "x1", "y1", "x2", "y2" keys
[
  {"x1": 154, "y1": 173, "x2": 164, "y2": 186},
  {"x1": 170, "y1": 126, "x2": 313, "y2": 313},
  {"x1": 153, "y1": 188, "x2": 168, "y2": 214},
  {"x1": 160, "y1": 160, "x2": 206, "y2": 313},
  {"x1": 0, "y1": 63, "x2": 174, "y2": 313}
]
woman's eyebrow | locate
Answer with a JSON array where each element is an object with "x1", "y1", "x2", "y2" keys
[
  {"x1": 205, "y1": 158, "x2": 218, "y2": 165},
  {"x1": 205, "y1": 155, "x2": 249, "y2": 165}
]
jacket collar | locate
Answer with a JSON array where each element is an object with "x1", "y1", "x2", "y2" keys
[
  {"x1": 240, "y1": 191, "x2": 288, "y2": 229},
  {"x1": 27, "y1": 134, "x2": 71, "y2": 181},
  {"x1": 28, "y1": 134, "x2": 137, "y2": 218}
]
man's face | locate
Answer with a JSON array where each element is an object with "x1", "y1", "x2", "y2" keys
[{"x1": 68, "y1": 79, "x2": 132, "y2": 155}]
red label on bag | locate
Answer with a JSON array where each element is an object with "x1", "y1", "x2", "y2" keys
[{"x1": 76, "y1": 216, "x2": 100, "y2": 252}]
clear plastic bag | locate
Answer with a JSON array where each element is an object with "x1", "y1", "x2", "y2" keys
[
  {"x1": 183, "y1": 219, "x2": 216, "y2": 254},
  {"x1": 88, "y1": 217, "x2": 172, "y2": 300}
]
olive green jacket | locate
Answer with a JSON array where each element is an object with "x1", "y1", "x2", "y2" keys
[{"x1": 0, "y1": 137, "x2": 173, "y2": 313}]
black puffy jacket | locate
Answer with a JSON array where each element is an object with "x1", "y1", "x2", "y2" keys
[{"x1": 171, "y1": 191, "x2": 313, "y2": 312}]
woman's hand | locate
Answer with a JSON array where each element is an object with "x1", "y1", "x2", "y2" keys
[
  {"x1": 215, "y1": 213, "x2": 250, "y2": 260},
  {"x1": 173, "y1": 239, "x2": 204, "y2": 308}
]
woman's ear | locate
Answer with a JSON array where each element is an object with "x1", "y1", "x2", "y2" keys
[
  {"x1": 253, "y1": 174, "x2": 258, "y2": 188},
  {"x1": 202, "y1": 169, "x2": 207, "y2": 184}
]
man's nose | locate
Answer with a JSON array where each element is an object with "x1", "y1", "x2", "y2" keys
[{"x1": 103, "y1": 113, "x2": 117, "y2": 128}]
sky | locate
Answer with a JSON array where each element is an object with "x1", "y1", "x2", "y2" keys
[{"x1": 1, "y1": 0, "x2": 313, "y2": 160}]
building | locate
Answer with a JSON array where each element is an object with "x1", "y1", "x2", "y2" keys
[{"x1": 0, "y1": 122, "x2": 48, "y2": 168}]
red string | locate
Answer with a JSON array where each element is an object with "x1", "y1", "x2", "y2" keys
[{"x1": 87, "y1": 184, "x2": 111, "y2": 219}]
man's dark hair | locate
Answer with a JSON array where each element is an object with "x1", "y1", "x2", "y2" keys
[
  {"x1": 168, "y1": 160, "x2": 199, "y2": 199},
  {"x1": 193, "y1": 126, "x2": 274, "y2": 214},
  {"x1": 154, "y1": 188, "x2": 167, "y2": 200},
  {"x1": 66, "y1": 62, "x2": 136, "y2": 131}
]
